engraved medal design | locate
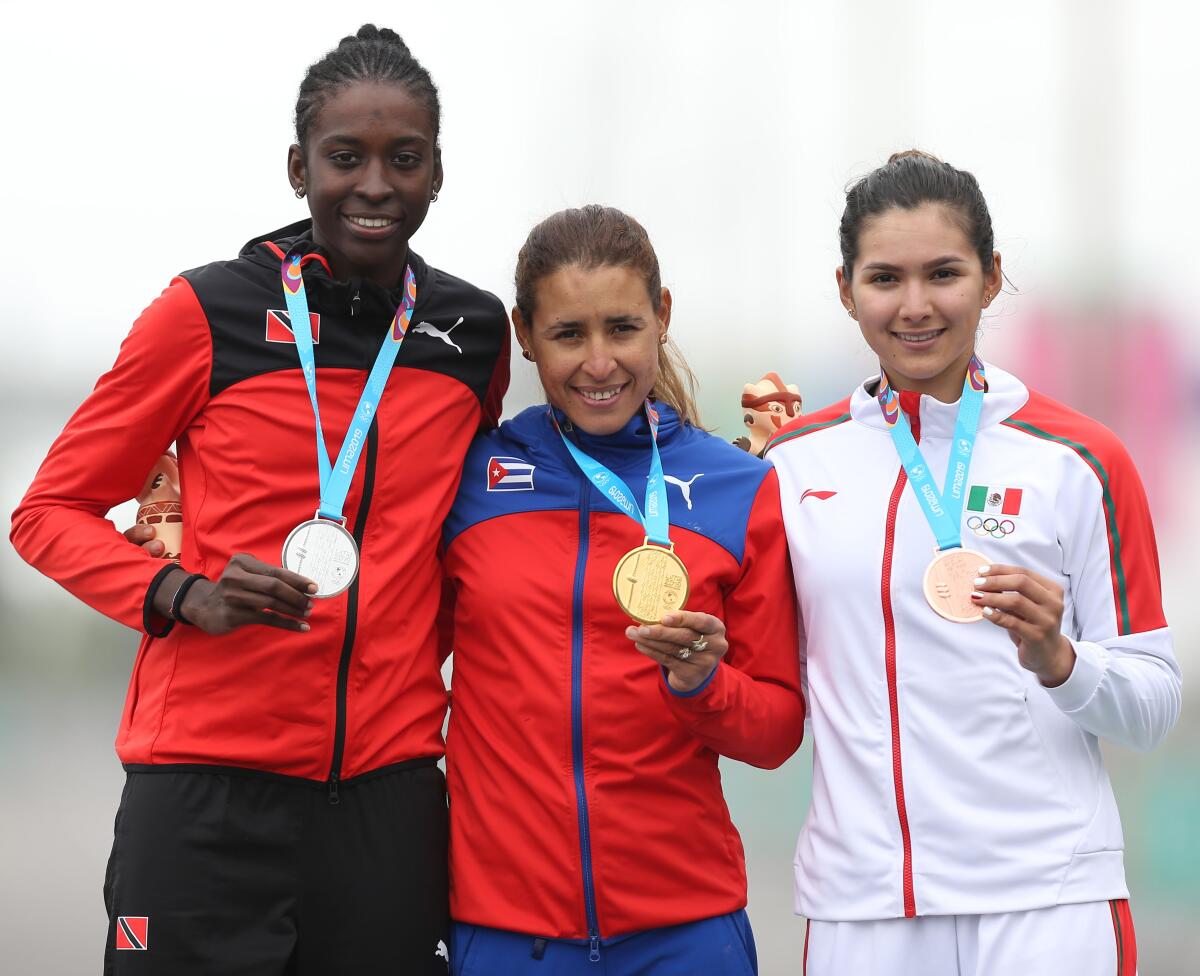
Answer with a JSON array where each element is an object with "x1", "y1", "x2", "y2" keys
[
  {"x1": 282, "y1": 518, "x2": 359, "y2": 598},
  {"x1": 922, "y1": 547, "x2": 987, "y2": 623},
  {"x1": 613, "y1": 542, "x2": 690, "y2": 625}
]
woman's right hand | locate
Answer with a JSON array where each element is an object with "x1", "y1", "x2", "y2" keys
[{"x1": 154, "y1": 556, "x2": 317, "y2": 636}]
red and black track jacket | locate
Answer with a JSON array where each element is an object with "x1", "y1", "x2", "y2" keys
[
  {"x1": 11, "y1": 220, "x2": 509, "y2": 785},
  {"x1": 442, "y1": 404, "x2": 805, "y2": 940}
]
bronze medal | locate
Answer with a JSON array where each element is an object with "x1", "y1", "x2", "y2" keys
[
  {"x1": 612, "y1": 541, "x2": 690, "y2": 624},
  {"x1": 922, "y1": 547, "x2": 987, "y2": 624}
]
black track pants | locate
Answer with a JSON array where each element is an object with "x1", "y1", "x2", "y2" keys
[{"x1": 102, "y1": 762, "x2": 449, "y2": 975}]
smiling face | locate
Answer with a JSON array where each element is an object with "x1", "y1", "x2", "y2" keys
[
  {"x1": 513, "y1": 265, "x2": 671, "y2": 436},
  {"x1": 287, "y1": 81, "x2": 442, "y2": 287},
  {"x1": 837, "y1": 203, "x2": 1002, "y2": 402}
]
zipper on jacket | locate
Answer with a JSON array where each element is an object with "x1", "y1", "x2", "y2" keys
[
  {"x1": 882, "y1": 394, "x2": 920, "y2": 916},
  {"x1": 326, "y1": 418, "x2": 380, "y2": 804},
  {"x1": 570, "y1": 474, "x2": 602, "y2": 960}
]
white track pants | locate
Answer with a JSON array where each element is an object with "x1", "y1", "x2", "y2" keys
[{"x1": 803, "y1": 900, "x2": 1136, "y2": 976}]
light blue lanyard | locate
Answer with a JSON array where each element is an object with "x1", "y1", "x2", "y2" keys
[
  {"x1": 876, "y1": 357, "x2": 986, "y2": 552},
  {"x1": 553, "y1": 401, "x2": 672, "y2": 546},
  {"x1": 281, "y1": 250, "x2": 417, "y2": 522}
]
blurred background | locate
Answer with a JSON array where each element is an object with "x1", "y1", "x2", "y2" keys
[{"x1": 2, "y1": 1, "x2": 1196, "y2": 972}]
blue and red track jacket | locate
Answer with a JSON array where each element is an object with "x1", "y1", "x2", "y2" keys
[{"x1": 441, "y1": 403, "x2": 805, "y2": 942}]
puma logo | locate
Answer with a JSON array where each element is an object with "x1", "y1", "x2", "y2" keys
[
  {"x1": 413, "y1": 317, "x2": 464, "y2": 353},
  {"x1": 664, "y1": 473, "x2": 704, "y2": 510}
]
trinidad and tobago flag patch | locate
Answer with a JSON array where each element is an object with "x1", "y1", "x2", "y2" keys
[
  {"x1": 486, "y1": 456, "x2": 536, "y2": 492},
  {"x1": 265, "y1": 309, "x2": 321, "y2": 344},
  {"x1": 115, "y1": 916, "x2": 149, "y2": 950}
]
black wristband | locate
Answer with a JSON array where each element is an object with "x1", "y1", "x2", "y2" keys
[{"x1": 169, "y1": 573, "x2": 207, "y2": 625}]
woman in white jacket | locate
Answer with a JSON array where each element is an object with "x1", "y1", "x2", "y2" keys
[{"x1": 767, "y1": 150, "x2": 1180, "y2": 976}]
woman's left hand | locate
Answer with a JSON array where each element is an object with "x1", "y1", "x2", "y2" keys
[
  {"x1": 972, "y1": 563, "x2": 1076, "y2": 687},
  {"x1": 625, "y1": 610, "x2": 728, "y2": 694}
]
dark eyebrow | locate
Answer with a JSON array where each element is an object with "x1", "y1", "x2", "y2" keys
[
  {"x1": 862, "y1": 255, "x2": 970, "y2": 274},
  {"x1": 547, "y1": 314, "x2": 645, "y2": 330},
  {"x1": 316, "y1": 134, "x2": 430, "y2": 149}
]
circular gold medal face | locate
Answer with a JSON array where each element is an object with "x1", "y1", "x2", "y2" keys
[
  {"x1": 612, "y1": 544, "x2": 690, "y2": 624},
  {"x1": 923, "y1": 548, "x2": 987, "y2": 624}
]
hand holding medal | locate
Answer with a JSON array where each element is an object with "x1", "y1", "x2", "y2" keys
[
  {"x1": 971, "y1": 563, "x2": 1076, "y2": 686},
  {"x1": 625, "y1": 609, "x2": 727, "y2": 693}
]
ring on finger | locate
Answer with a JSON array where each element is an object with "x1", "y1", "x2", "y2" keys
[
  {"x1": 689, "y1": 635, "x2": 709, "y2": 653},
  {"x1": 677, "y1": 646, "x2": 692, "y2": 660}
]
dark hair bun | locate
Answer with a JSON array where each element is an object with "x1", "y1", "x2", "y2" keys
[
  {"x1": 886, "y1": 149, "x2": 944, "y2": 166},
  {"x1": 338, "y1": 24, "x2": 409, "y2": 51}
]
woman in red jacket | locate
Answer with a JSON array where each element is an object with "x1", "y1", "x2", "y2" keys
[
  {"x1": 440, "y1": 205, "x2": 804, "y2": 974},
  {"x1": 11, "y1": 26, "x2": 508, "y2": 975}
]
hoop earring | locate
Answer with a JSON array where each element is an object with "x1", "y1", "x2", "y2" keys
[
  {"x1": 521, "y1": 349, "x2": 534, "y2": 362},
  {"x1": 295, "y1": 186, "x2": 306, "y2": 199},
  {"x1": 431, "y1": 190, "x2": 439, "y2": 202}
]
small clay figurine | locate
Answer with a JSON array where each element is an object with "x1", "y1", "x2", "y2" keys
[
  {"x1": 733, "y1": 373, "x2": 803, "y2": 457},
  {"x1": 135, "y1": 451, "x2": 183, "y2": 560}
]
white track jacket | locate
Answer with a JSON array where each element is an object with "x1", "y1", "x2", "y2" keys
[{"x1": 767, "y1": 363, "x2": 1180, "y2": 921}]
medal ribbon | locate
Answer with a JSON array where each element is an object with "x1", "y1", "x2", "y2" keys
[
  {"x1": 281, "y1": 250, "x2": 417, "y2": 522},
  {"x1": 553, "y1": 401, "x2": 672, "y2": 547},
  {"x1": 876, "y1": 356, "x2": 986, "y2": 552}
]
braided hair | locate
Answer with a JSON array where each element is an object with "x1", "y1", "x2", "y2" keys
[{"x1": 294, "y1": 24, "x2": 441, "y2": 152}]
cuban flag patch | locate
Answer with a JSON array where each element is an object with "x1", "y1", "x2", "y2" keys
[
  {"x1": 487, "y1": 456, "x2": 536, "y2": 492},
  {"x1": 115, "y1": 916, "x2": 149, "y2": 951}
]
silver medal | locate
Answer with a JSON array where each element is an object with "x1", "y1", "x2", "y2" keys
[{"x1": 282, "y1": 517, "x2": 360, "y2": 598}]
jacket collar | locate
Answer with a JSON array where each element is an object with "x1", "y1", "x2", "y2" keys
[
  {"x1": 849, "y1": 360, "x2": 1029, "y2": 437},
  {"x1": 504, "y1": 401, "x2": 685, "y2": 470},
  {"x1": 239, "y1": 219, "x2": 430, "y2": 319}
]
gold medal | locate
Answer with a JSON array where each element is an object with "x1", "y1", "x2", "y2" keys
[
  {"x1": 922, "y1": 547, "x2": 987, "y2": 624},
  {"x1": 612, "y1": 540, "x2": 690, "y2": 624}
]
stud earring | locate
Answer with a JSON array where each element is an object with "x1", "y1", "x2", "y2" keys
[
  {"x1": 521, "y1": 349, "x2": 534, "y2": 362},
  {"x1": 847, "y1": 307, "x2": 856, "y2": 319},
  {"x1": 295, "y1": 186, "x2": 306, "y2": 199}
]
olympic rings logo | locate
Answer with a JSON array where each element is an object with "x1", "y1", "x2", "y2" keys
[{"x1": 967, "y1": 515, "x2": 1016, "y2": 539}]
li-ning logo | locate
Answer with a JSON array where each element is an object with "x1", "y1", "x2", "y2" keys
[
  {"x1": 115, "y1": 916, "x2": 149, "y2": 951},
  {"x1": 799, "y1": 489, "x2": 837, "y2": 504},
  {"x1": 665, "y1": 473, "x2": 704, "y2": 510},
  {"x1": 412, "y1": 317, "x2": 464, "y2": 353},
  {"x1": 435, "y1": 940, "x2": 449, "y2": 961}
]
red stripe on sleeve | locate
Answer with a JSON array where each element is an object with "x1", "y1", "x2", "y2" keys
[{"x1": 1003, "y1": 391, "x2": 1166, "y2": 636}]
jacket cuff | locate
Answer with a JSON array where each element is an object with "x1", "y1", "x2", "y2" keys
[
  {"x1": 143, "y1": 563, "x2": 179, "y2": 638},
  {"x1": 1044, "y1": 638, "x2": 1105, "y2": 713},
  {"x1": 660, "y1": 662, "x2": 719, "y2": 699}
]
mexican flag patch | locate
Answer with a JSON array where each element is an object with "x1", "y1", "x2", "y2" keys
[{"x1": 967, "y1": 486, "x2": 1022, "y2": 517}]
